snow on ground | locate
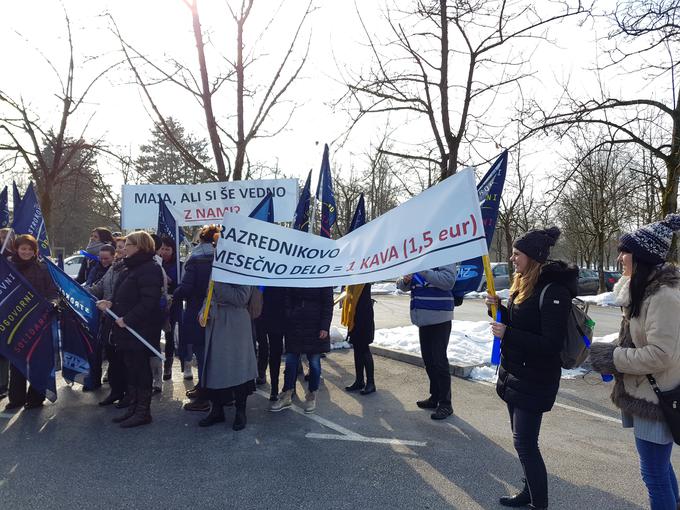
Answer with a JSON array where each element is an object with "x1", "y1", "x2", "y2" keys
[
  {"x1": 578, "y1": 292, "x2": 617, "y2": 307},
  {"x1": 465, "y1": 288, "x2": 619, "y2": 308},
  {"x1": 372, "y1": 321, "x2": 619, "y2": 382},
  {"x1": 464, "y1": 288, "x2": 511, "y2": 300}
]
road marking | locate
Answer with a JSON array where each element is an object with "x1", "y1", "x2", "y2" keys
[
  {"x1": 305, "y1": 432, "x2": 427, "y2": 446},
  {"x1": 473, "y1": 380, "x2": 620, "y2": 423},
  {"x1": 256, "y1": 390, "x2": 426, "y2": 447}
]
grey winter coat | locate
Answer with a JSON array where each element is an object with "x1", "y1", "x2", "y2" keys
[
  {"x1": 202, "y1": 282, "x2": 258, "y2": 389},
  {"x1": 396, "y1": 264, "x2": 457, "y2": 326},
  {"x1": 88, "y1": 260, "x2": 125, "y2": 301}
]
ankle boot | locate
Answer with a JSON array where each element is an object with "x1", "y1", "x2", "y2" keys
[
  {"x1": 120, "y1": 388, "x2": 152, "y2": 428},
  {"x1": 115, "y1": 384, "x2": 136, "y2": 409},
  {"x1": 199, "y1": 401, "x2": 225, "y2": 427},
  {"x1": 233, "y1": 407, "x2": 247, "y2": 431},
  {"x1": 163, "y1": 358, "x2": 172, "y2": 381},
  {"x1": 99, "y1": 391, "x2": 124, "y2": 406},
  {"x1": 360, "y1": 382, "x2": 376, "y2": 395},
  {"x1": 345, "y1": 380, "x2": 365, "y2": 392},
  {"x1": 499, "y1": 479, "x2": 531, "y2": 507},
  {"x1": 112, "y1": 388, "x2": 137, "y2": 423}
]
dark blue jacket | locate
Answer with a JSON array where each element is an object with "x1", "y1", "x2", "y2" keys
[
  {"x1": 397, "y1": 264, "x2": 457, "y2": 326},
  {"x1": 173, "y1": 244, "x2": 213, "y2": 348}
]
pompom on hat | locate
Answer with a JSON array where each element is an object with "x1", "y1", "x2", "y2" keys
[
  {"x1": 513, "y1": 226, "x2": 561, "y2": 263},
  {"x1": 619, "y1": 213, "x2": 680, "y2": 265}
]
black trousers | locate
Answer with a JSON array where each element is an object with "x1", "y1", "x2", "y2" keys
[
  {"x1": 87, "y1": 342, "x2": 104, "y2": 389},
  {"x1": 8, "y1": 364, "x2": 44, "y2": 406},
  {"x1": 267, "y1": 333, "x2": 284, "y2": 394},
  {"x1": 105, "y1": 344, "x2": 127, "y2": 396},
  {"x1": 507, "y1": 404, "x2": 548, "y2": 508},
  {"x1": 121, "y1": 350, "x2": 152, "y2": 392},
  {"x1": 255, "y1": 325, "x2": 269, "y2": 377},
  {"x1": 352, "y1": 342, "x2": 374, "y2": 384},
  {"x1": 418, "y1": 321, "x2": 452, "y2": 407}
]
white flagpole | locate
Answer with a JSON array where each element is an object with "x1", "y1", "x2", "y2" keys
[
  {"x1": 309, "y1": 168, "x2": 318, "y2": 235},
  {"x1": 1, "y1": 227, "x2": 14, "y2": 254},
  {"x1": 104, "y1": 308, "x2": 164, "y2": 360}
]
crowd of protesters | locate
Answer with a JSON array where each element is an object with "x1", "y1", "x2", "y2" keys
[{"x1": 2, "y1": 215, "x2": 680, "y2": 509}]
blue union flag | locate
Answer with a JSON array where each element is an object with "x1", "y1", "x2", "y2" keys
[
  {"x1": 453, "y1": 150, "x2": 508, "y2": 297},
  {"x1": 0, "y1": 256, "x2": 57, "y2": 401}
]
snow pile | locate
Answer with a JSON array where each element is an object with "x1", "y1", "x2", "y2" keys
[
  {"x1": 372, "y1": 282, "x2": 398, "y2": 295},
  {"x1": 464, "y1": 288, "x2": 511, "y2": 300},
  {"x1": 373, "y1": 321, "x2": 620, "y2": 381},
  {"x1": 374, "y1": 320, "x2": 493, "y2": 367},
  {"x1": 577, "y1": 292, "x2": 617, "y2": 307},
  {"x1": 330, "y1": 326, "x2": 350, "y2": 350}
]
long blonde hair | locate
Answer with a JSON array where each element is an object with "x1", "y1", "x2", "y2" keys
[{"x1": 509, "y1": 259, "x2": 543, "y2": 304}]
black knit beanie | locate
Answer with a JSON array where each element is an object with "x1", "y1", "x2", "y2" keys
[{"x1": 513, "y1": 226, "x2": 561, "y2": 263}]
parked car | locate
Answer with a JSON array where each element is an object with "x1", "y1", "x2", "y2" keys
[
  {"x1": 577, "y1": 268, "x2": 600, "y2": 296},
  {"x1": 475, "y1": 262, "x2": 511, "y2": 292},
  {"x1": 604, "y1": 270, "x2": 622, "y2": 291},
  {"x1": 64, "y1": 254, "x2": 84, "y2": 278}
]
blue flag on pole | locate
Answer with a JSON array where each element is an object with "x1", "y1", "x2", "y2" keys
[
  {"x1": 44, "y1": 257, "x2": 100, "y2": 386},
  {"x1": 316, "y1": 144, "x2": 337, "y2": 238},
  {"x1": 44, "y1": 257, "x2": 100, "y2": 337},
  {"x1": 249, "y1": 192, "x2": 275, "y2": 222},
  {"x1": 12, "y1": 181, "x2": 22, "y2": 211},
  {"x1": 158, "y1": 199, "x2": 185, "y2": 245},
  {"x1": 0, "y1": 256, "x2": 57, "y2": 401},
  {"x1": 293, "y1": 170, "x2": 312, "y2": 232},
  {"x1": 453, "y1": 150, "x2": 508, "y2": 297},
  {"x1": 0, "y1": 186, "x2": 9, "y2": 228},
  {"x1": 11, "y1": 183, "x2": 51, "y2": 257},
  {"x1": 348, "y1": 193, "x2": 366, "y2": 234}
]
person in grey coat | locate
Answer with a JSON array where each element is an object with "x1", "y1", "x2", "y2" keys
[
  {"x1": 198, "y1": 282, "x2": 257, "y2": 431},
  {"x1": 397, "y1": 263, "x2": 457, "y2": 420}
]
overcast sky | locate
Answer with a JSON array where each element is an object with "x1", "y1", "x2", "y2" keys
[{"x1": 1, "y1": 0, "x2": 654, "y2": 196}]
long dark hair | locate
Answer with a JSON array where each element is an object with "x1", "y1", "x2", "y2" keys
[{"x1": 627, "y1": 252, "x2": 659, "y2": 318}]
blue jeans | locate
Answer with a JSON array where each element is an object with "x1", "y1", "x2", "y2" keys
[
  {"x1": 635, "y1": 437, "x2": 680, "y2": 510},
  {"x1": 283, "y1": 353, "x2": 321, "y2": 393}
]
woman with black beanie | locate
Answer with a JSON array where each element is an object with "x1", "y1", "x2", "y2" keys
[{"x1": 485, "y1": 226, "x2": 577, "y2": 510}]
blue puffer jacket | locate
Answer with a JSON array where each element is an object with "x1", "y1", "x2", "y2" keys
[{"x1": 397, "y1": 264, "x2": 457, "y2": 326}]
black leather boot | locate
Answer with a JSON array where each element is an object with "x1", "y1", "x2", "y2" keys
[
  {"x1": 120, "y1": 388, "x2": 152, "y2": 428},
  {"x1": 499, "y1": 479, "x2": 531, "y2": 507},
  {"x1": 199, "y1": 400, "x2": 225, "y2": 427},
  {"x1": 232, "y1": 407, "x2": 247, "y2": 431}
]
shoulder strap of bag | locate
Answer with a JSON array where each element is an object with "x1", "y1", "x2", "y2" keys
[
  {"x1": 647, "y1": 374, "x2": 663, "y2": 397},
  {"x1": 538, "y1": 282, "x2": 553, "y2": 311}
]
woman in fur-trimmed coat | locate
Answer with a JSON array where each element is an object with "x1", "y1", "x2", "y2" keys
[{"x1": 591, "y1": 215, "x2": 680, "y2": 510}]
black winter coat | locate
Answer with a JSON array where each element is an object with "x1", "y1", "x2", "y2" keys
[
  {"x1": 495, "y1": 261, "x2": 578, "y2": 413},
  {"x1": 258, "y1": 287, "x2": 287, "y2": 334},
  {"x1": 348, "y1": 284, "x2": 374, "y2": 346},
  {"x1": 173, "y1": 249, "x2": 212, "y2": 349},
  {"x1": 284, "y1": 287, "x2": 334, "y2": 354},
  {"x1": 110, "y1": 252, "x2": 163, "y2": 353},
  {"x1": 13, "y1": 257, "x2": 58, "y2": 303}
]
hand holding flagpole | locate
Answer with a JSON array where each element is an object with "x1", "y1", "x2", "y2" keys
[
  {"x1": 483, "y1": 255, "x2": 502, "y2": 365},
  {"x1": 103, "y1": 308, "x2": 164, "y2": 360}
]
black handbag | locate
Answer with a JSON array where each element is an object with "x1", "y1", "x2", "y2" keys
[{"x1": 647, "y1": 374, "x2": 680, "y2": 446}]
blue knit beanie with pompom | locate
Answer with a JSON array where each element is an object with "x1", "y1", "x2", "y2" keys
[{"x1": 619, "y1": 214, "x2": 680, "y2": 265}]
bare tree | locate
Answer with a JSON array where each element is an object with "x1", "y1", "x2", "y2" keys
[
  {"x1": 0, "y1": 10, "x2": 120, "y2": 233},
  {"x1": 338, "y1": 0, "x2": 589, "y2": 184},
  {"x1": 526, "y1": 1, "x2": 680, "y2": 254},
  {"x1": 110, "y1": 0, "x2": 313, "y2": 182}
]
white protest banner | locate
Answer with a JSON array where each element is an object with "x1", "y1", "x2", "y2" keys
[
  {"x1": 212, "y1": 168, "x2": 487, "y2": 287},
  {"x1": 121, "y1": 179, "x2": 298, "y2": 229}
]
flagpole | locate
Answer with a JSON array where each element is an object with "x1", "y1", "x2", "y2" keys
[
  {"x1": 483, "y1": 255, "x2": 502, "y2": 366},
  {"x1": 104, "y1": 308, "x2": 164, "y2": 360},
  {"x1": 309, "y1": 168, "x2": 317, "y2": 234},
  {"x1": 175, "y1": 223, "x2": 182, "y2": 283},
  {"x1": 1, "y1": 227, "x2": 13, "y2": 254}
]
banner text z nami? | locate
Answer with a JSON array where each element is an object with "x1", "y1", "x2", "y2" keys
[
  {"x1": 212, "y1": 168, "x2": 488, "y2": 287},
  {"x1": 121, "y1": 179, "x2": 298, "y2": 229}
]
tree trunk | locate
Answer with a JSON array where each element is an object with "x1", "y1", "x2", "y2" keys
[
  {"x1": 233, "y1": 15, "x2": 246, "y2": 181},
  {"x1": 190, "y1": 0, "x2": 228, "y2": 181},
  {"x1": 663, "y1": 155, "x2": 680, "y2": 261}
]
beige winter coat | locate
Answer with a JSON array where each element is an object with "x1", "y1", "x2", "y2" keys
[{"x1": 615, "y1": 282, "x2": 680, "y2": 407}]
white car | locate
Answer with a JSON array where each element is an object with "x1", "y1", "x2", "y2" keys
[{"x1": 63, "y1": 254, "x2": 84, "y2": 278}]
